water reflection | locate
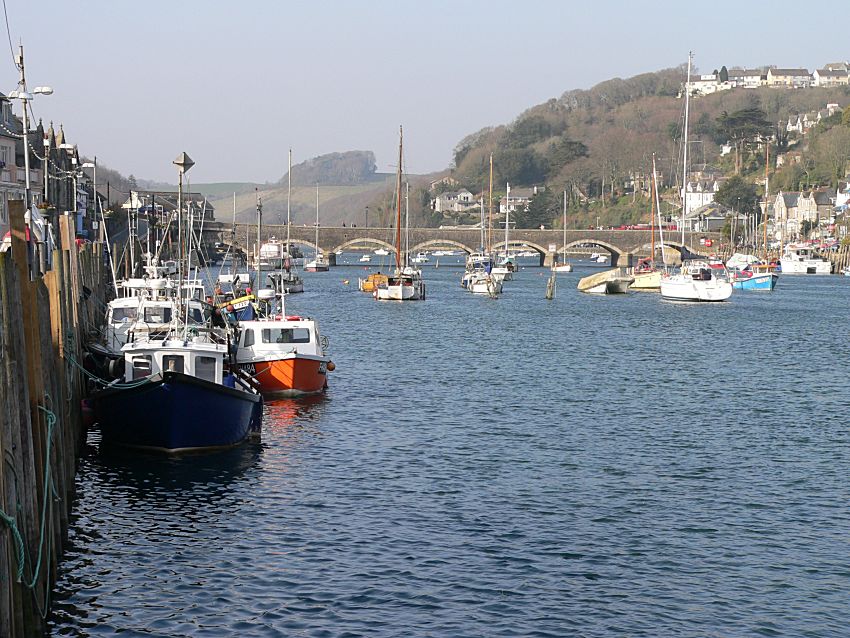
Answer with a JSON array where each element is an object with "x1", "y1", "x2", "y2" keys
[
  {"x1": 91, "y1": 440, "x2": 262, "y2": 503},
  {"x1": 265, "y1": 392, "x2": 328, "y2": 429}
]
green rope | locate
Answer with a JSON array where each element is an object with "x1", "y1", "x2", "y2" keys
[
  {"x1": 24, "y1": 405, "x2": 56, "y2": 590},
  {"x1": 0, "y1": 508, "x2": 26, "y2": 582}
]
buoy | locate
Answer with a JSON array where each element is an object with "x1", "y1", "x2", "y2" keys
[
  {"x1": 327, "y1": 361, "x2": 336, "y2": 371},
  {"x1": 342, "y1": 279, "x2": 350, "y2": 285}
]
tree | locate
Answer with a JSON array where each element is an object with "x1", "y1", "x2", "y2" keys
[
  {"x1": 713, "y1": 175, "x2": 759, "y2": 217},
  {"x1": 128, "y1": 174, "x2": 137, "y2": 190},
  {"x1": 515, "y1": 189, "x2": 556, "y2": 229},
  {"x1": 811, "y1": 125, "x2": 850, "y2": 186},
  {"x1": 716, "y1": 107, "x2": 773, "y2": 173},
  {"x1": 719, "y1": 66, "x2": 729, "y2": 83}
]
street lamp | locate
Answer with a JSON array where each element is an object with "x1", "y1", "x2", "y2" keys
[
  {"x1": 7, "y1": 45, "x2": 53, "y2": 210},
  {"x1": 365, "y1": 206, "x2": 369, "y2": 229}
]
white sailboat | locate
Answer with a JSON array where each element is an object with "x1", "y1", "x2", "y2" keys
[
  {"x1": 374, "y1": 126, "x2": 425, "y2": 301},
  {"x1": 304, "y1": 183, "x2": 330, "y2": 272},
  {"x1": 552, "y1": 189, "x2": 573, "y2": 273}
]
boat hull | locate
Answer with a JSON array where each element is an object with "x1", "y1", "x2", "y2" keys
[
  {"x1": 303, "y1": 264, "x2": 329, "y2": 272},
  {"x1": 630, "y1": 270, "x2": 662, "y2": 290},
  {"x1": 552, "y1": 263, "x2": 573, "y2": 273},
  {"x1": 93, "y1": 372, "x2": 263, "y2": 453},
  {"x1": 660, "y1": 278, "x2": 732, "y2": 302},
  {"x1": 732, "y1": 273, "x2": 779, "y2": 291},
  {"x1": 243, "y1": 355, "x2": 328, "y2": 397},
  {"x1": 375, "y1": 284, "x2": 423, "y2": 301},
  {"x1": 779, "y1": 258, "x2": 831, "y2": 274}
]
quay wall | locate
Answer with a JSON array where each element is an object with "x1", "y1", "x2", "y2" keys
[{"x1": 0, "y1": 202, "x2": 107, "y2": 637}]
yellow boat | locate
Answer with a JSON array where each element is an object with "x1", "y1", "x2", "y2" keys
[{"x1": 358, "y1": 272, "x2": 388, "y2": 292}]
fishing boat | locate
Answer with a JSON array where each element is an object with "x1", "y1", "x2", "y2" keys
[
  {"x1": 552, "y1": 190, "x2": 573, "y2": 273},
  {"x1": 577, "y1": 268, "x2": 634, "y2": 294},
  {"x1": 234, "y1": 290, "x2": 333, "y2": 396},
  {"x1": 374, "y1": 126, "x2": 425, "y2": 302},
  {"x1": 465, "y1": 269, "x2": 502, "y2": 296},
  {"x1": 303, "y1": 184, "x2": 330, "y2": 272},
  {"x1": 660, "y1": 259, "x2": 733, "y2": 302},
  {"x1": 779, "y1": 244, "x2": 831, "y2": 274},
  {"x1": 92, "y1": 154, "x2": 263, "y2": 452},
  {"x1": 410, "y1": 251, "x2": 429, "y2": 264},
  {"x1": 93, "y1": 337, "x2": 263, "y2": 452},
  {"x1": 731, "y1": 268, "x2": 779, "y2": 291}
]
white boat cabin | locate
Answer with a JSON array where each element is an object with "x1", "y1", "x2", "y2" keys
[
  {"x1": 124, "y1": 340, "x2": 228, "y2": 384},
  {"x1": 237, "y1": 318, "x2": 324, "y2": 359}
]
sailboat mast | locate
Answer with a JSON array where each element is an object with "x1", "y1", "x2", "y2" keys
[
  {"x1": 405, "y1": 181, "x2": 410, "y2": 268},
  {"x1": 562, "y1": 189, "x2": 567, "y2": 261},
  {"x1": 395, "y1": 125, "x2": 403, "y2": 271},
  {"x1": 315, "y1": 183, "x2": 320, "y2": 260},
  {"x1": 287, "y1": 149, "x2": 292, "y2": 262},
  {"x1": 653, "y1": 156, "x2": 667, "y2": 265},
  {"x1": 255, "y1": 190, "x2": 262, "y2": 292},
  {"x1": 681, "y1": 51, "x2": 692, "y2": 246},
  {"x1": 504, "y1": 182, "x2": 511, "y2": 260},
  {"x1": 650, "y1": 154, "x2": 656, "y2": 261},
  {"x1": 488, "y1": 154, "x2": 494, "y2": 254},
  {"x1": 764, "y1": 143, "x2": 770, "y2": 260}
]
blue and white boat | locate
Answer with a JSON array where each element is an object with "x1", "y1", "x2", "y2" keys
[
  {"x1": 93, "y1": 337, "x2": 263, "y2": 453},
  {"x1": 731, "y1": 270, "x2": 779, "y2": 291}
]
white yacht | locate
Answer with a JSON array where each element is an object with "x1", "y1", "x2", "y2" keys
[
  {"x1": 779, "y1": 245, "x2": 831, "y2": 274},
  {"x1": 660, "y1": 260, "x2": 732, "y2": 302}
]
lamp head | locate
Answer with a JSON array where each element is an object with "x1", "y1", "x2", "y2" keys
[{"x1": 33, "y1": 86, "x2": 53, "y2": 95}]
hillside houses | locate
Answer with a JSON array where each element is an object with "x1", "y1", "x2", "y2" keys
[
  {"x1": 771, "y1": 189, "x2": 835, "y2": 238},
  {"x1": 687, "y1": 63, "x2": 850, "y2": 96},
  {"x1": 431, "y1": 189, "x2": 479, "y2": 214}
]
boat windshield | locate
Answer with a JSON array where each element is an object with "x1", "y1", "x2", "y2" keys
[
  {"x1": 262, "y1": 327, "x2": 311, "y2": 344},
  {"x1": 112, "y1": 307, "x2": 137, "y2": 322}
]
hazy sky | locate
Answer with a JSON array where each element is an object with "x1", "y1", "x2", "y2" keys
[{"x1": 5, "y1": 0, "x2": 849, "y2": 183}]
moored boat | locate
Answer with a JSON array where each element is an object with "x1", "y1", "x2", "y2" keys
[
  {"x1": 577, "y1": 268, "x2": 634, "y2": 294},
  {"x1": 660, "y1": 259, "x2": 732, "y2": 302},
  {"x1": 731, "y1": 269, "x2": 779, "y2": 291},
  {"x1": 779, "y1": 244, "x2": 831, "y2": 274},
  {"x1": 92, "y1": 338, "x2": 263, "y2": 452}
]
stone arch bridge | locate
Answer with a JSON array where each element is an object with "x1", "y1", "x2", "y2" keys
[{"x1": 213, "y1": 223, "x2": 723, "y2": 267}]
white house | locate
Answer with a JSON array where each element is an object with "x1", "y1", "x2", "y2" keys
[
  {"x1": 431, "y1": 189, "x2": 478, "y2": 214},
  {"x1": 813, "y1": 68, "x2": 849, "y2": 87},
  {"x1": 728, "y1": 69, "x2": 765, "y2": 88},
  {"x1": 499, "y1": 186, "x2": 537, "y2": 214},
  {"x1": 683, "y1": 180, "x2": 720, "y2": 214}
]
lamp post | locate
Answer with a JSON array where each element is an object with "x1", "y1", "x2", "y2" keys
[
  {"x1": 365, "y1": 205, "x2": 369, "y2": 229},
  {"x1": 173, "y1": 151, "x2": 194, "y2": 282},
  {"x1": 7, "y1": 45, "x2": 53, "y2": 210}
]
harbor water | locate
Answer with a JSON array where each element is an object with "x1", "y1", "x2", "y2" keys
[{"x1": 49, "y1": 263, "x2": 850, "y2": 637}]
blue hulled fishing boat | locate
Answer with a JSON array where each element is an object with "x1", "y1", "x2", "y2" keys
[{"x1": 93, "y1": 338, "x2": 262, "y2": 452}]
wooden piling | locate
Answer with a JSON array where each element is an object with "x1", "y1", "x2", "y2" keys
[{"x1": 1, "y1": 202, "x2": 108, "y2": 637}]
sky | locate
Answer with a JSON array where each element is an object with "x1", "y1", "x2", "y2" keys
[{"x1": 4, "y1": 0, "x2": 850, "y2": 184}]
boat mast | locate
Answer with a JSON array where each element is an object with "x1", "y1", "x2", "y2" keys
[
  {"x1": 287, "y1": 149, "x2": 292, "y2": 264},
  {"x1": 681, "y1": 51, "x2": 692, "y2": 247},
  {"x1": 653, "y1": 155, "x2": 667, "y2": 265},
  {"x1": 255, "y1": 189, "x2": 262, "y2": 293},
  {"x1": 504, "y1": 182, "x2": 511, "y2": 261},
  {"x1": 650, "y1": 154, "x2": 656, "y2": 262},
  {"x1": 395, "y1": 125, "x2": 403, "y2": 271},
  {"x1": 562, "y1": 189, "x2": 567, "y2": 262},
  {"x1": 763, "y1": 143, "x2": 770, "y2": 260},
  {"x1": 315, "y1": 183, "x2": 320, "y2": 261},
  {"x1": 488, "y1": 154, "x2": 494, "y2": 254},
  {"x1": 405, "y1": 181, "x2": 410, "y2": 268}
]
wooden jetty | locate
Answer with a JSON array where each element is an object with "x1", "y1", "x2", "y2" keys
[{"x1": 0, "y1": 201, "x2": 107, "y2": 638}]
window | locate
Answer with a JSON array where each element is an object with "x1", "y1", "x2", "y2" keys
[
  {"x1": 242, "y1": 329, "x2": 255, "y2": 347},
  {"x1": 162, "y1": 355, "x2": 184, "y2": 373},
  {"x1": 132, "y1": 356, "x2": 152, "y2": 380},
  {"x1": 195, "y1": 356, "x2": 217, "y2": 382},
  {"x1": 112, "y1": 307, "x2": 137, "y2": 322},
  {"x1": 188, "y1": 307, "x2": 204, "y2": 324},
  {"x1": 0, "y1": 145, "x2": 8, "y2": 166},
  {"x1": 262, "y1": 327, "x2": 311, "y2": 344},
  {"x1": 144, "y1": 306, "x2": 172, "y2": 323}
]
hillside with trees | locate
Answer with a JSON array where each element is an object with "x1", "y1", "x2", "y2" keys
[{"x1": 438, "y1": 65, "x2": 850, "y2": 229}]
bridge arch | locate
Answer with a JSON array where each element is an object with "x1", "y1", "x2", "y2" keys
[
  {"x1": 410, "y1": 239, "x2": 477, "y2": 254},
  {"x1": 332, "y1": 237, "x2": 397, "y2": 254}
]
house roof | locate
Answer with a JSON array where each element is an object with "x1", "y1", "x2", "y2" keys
[
  {"x1": 770, "y1": 68, "x2": 810, "y2": 76},
  {"x1": 780, "y1": 192, "x2": 801, "y2": 207},
  {"x1": 816, "y1": 68, "x2": 848, "y2": 77}
]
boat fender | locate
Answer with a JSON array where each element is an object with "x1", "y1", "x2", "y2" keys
[
  {"x1": 107, "y1": 357, "x2": 125, "y2": 380},
  {"x1": 327, "y1": 361, "x2": 336, "y2": 372}
]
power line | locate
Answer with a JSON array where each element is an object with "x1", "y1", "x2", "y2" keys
[{"x1": 1, "y1": 0, "x2": 16, "y2": 71}]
